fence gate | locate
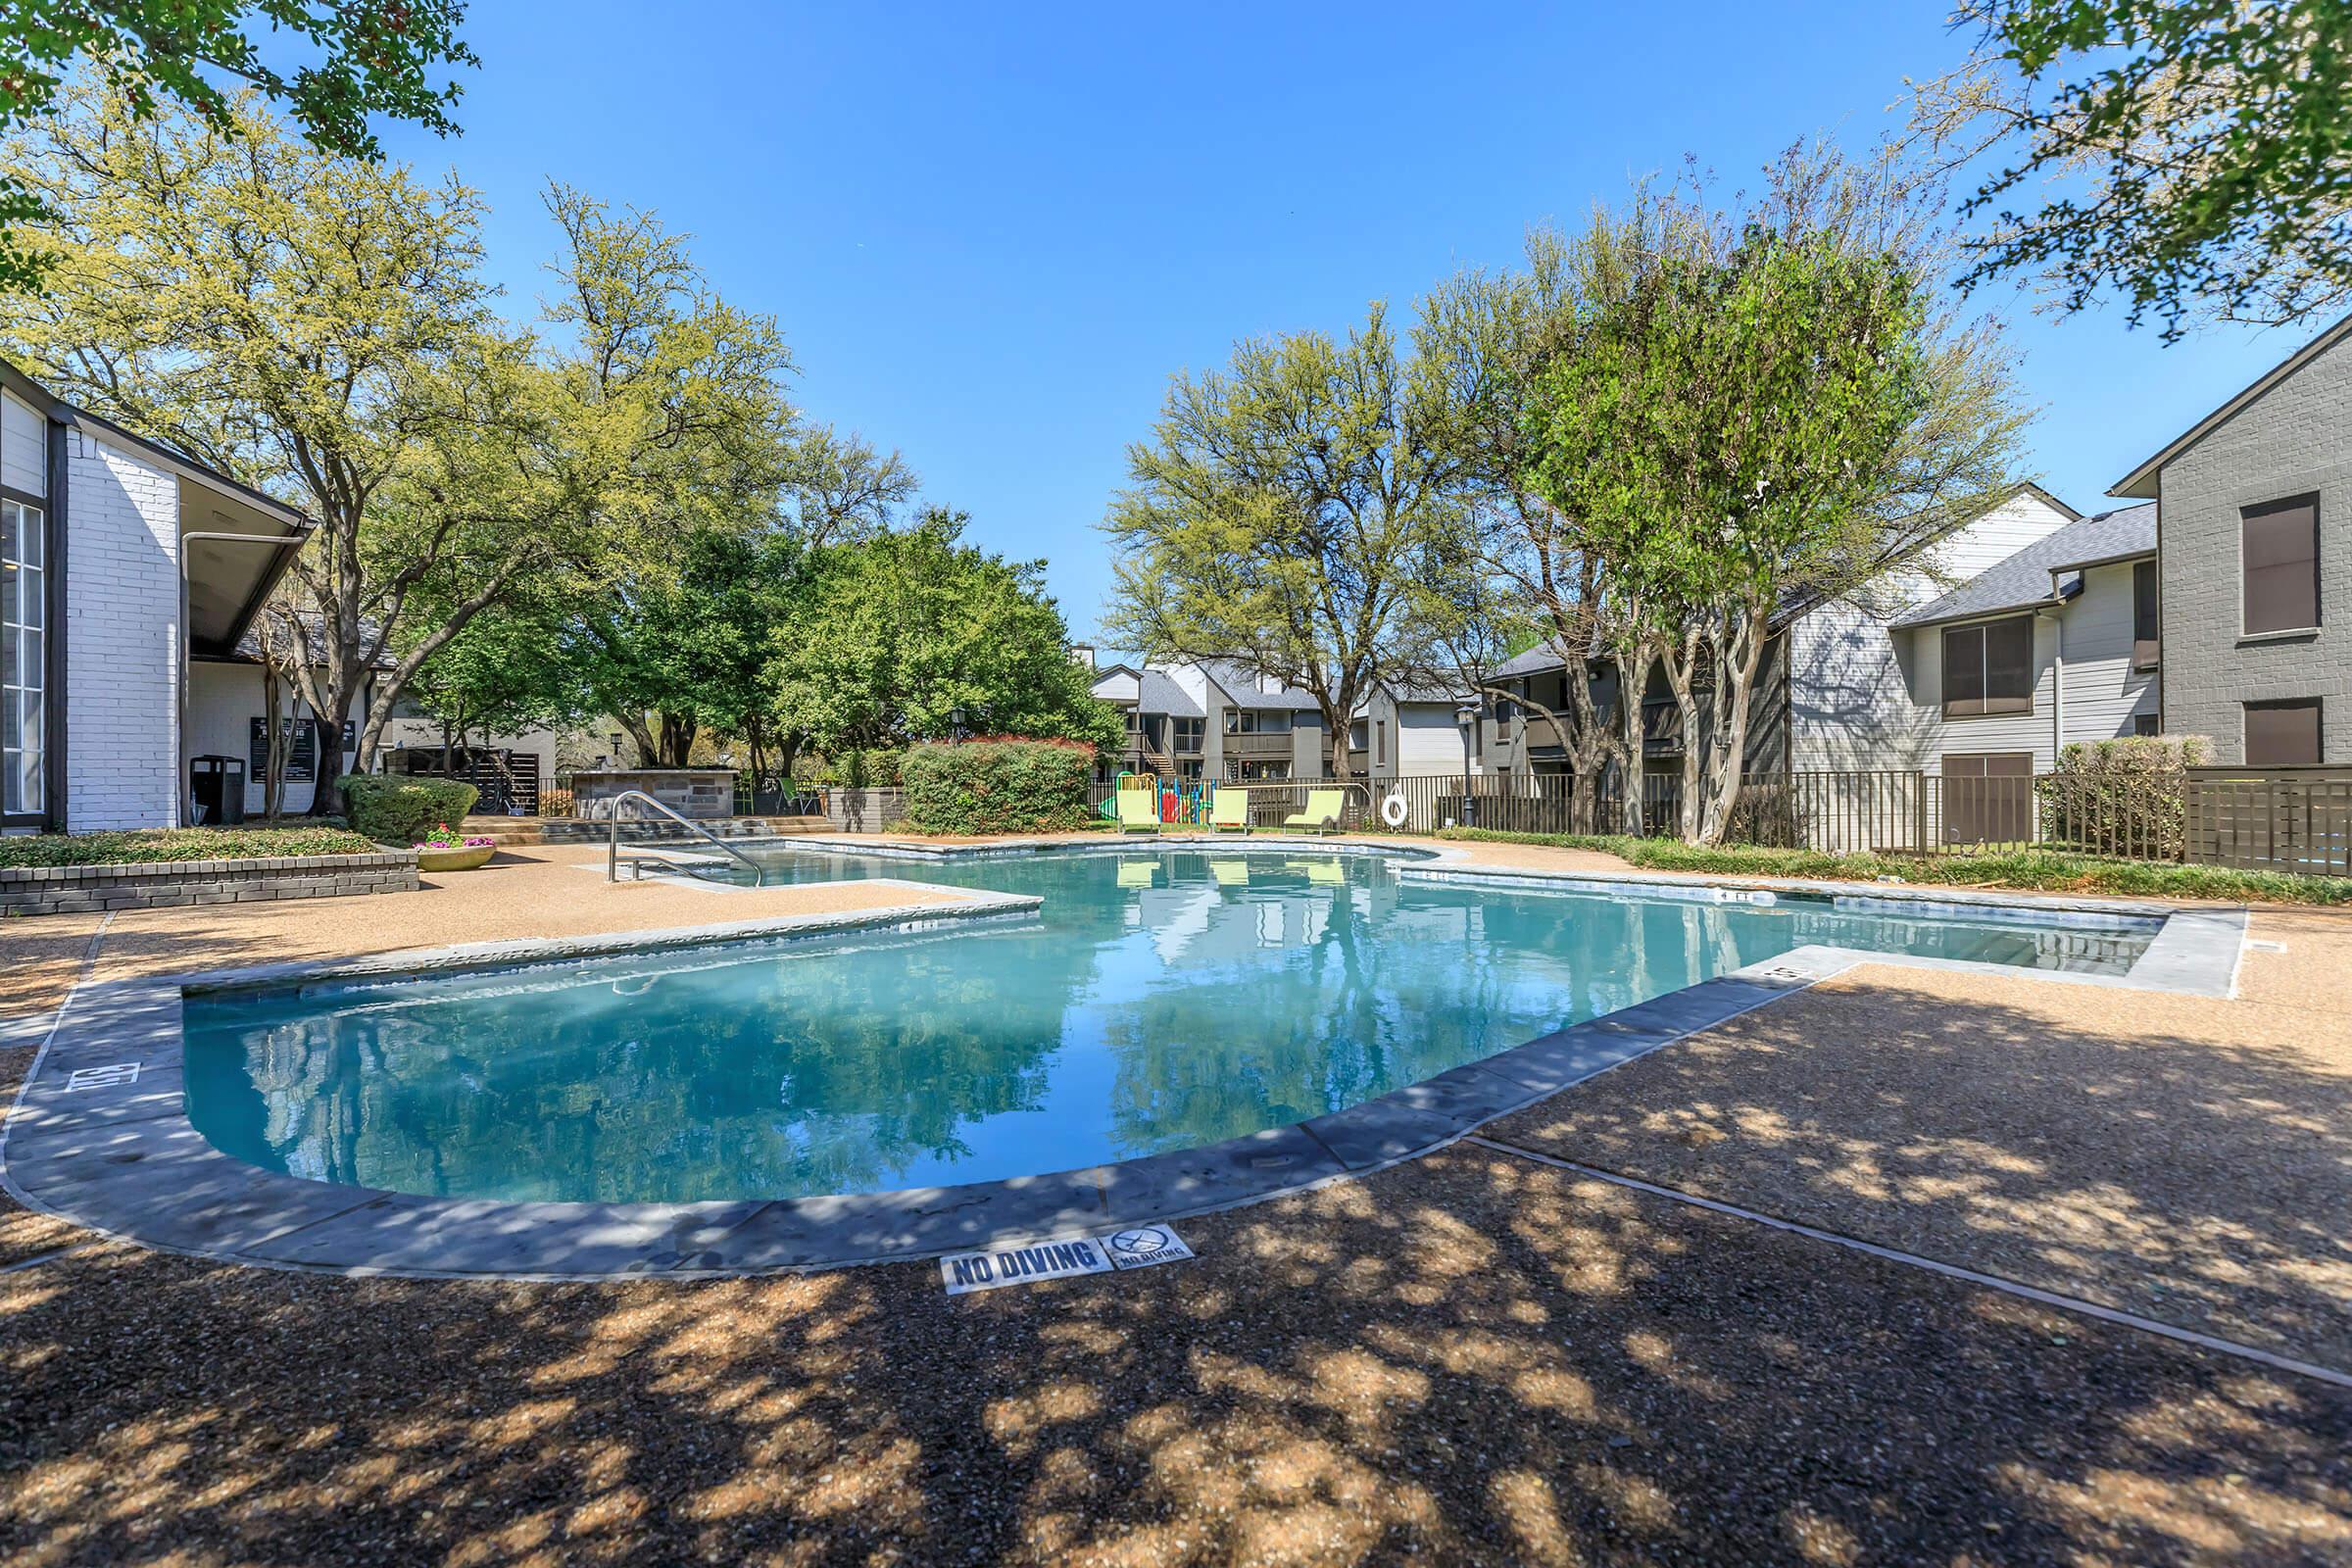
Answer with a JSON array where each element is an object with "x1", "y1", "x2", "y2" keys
[{"x1": 2184, "y1": 765, "x2": 2352, "y2": 874}]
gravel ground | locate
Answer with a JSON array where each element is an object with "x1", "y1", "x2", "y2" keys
[
  {"x1": 5, "y1": 843, "x2": 2347, "y2": 1562},
  {"x1": 1487, "y1": 909, "x2": 2352, "y2": 1371},
  {"x1": 1, "y1": 1145, "x2": 2345, "y2": 1567}
]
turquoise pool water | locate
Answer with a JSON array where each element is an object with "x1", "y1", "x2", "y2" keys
[{"x1": 182, "y1": 850, "x2": 2152, "y2": 1203}]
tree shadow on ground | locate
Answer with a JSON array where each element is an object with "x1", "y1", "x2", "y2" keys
[
  {"x1": 1, "y1": 1133, "x2": 2345, "y2": 1566},
  {"x1": 1488, "y1": 976, "x2": 2352, "y2": 1369}
]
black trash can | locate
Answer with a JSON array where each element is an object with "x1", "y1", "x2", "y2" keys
[{"x1": 190, "y1": 755, "x2": 246, "y2": 825}]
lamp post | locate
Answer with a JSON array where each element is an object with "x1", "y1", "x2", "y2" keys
[
  {"x1": 948, "y1": 707, "x2": 968, "y2": 744},
  {"x1": 1454, "y1": 702, "x2": 1480, "y2": 830}
]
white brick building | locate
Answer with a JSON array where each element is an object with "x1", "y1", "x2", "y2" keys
[{"x1": 2, "y1": 361, "x2": 310, "y2": 832}]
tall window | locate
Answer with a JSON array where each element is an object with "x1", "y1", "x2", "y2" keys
[
  {"x1": 2241, "y1": 495, "x2": 2319, "y2": 635},
  {"x1": 2, "y1": 499, "x2": 43, "y2": 820},
  {"x1": 1172, "y1": 716, "x2": 1203, "y2": 752},
  {"x1": 2132, "y1": 559, "x2": 2160, "y2": 670},
  {"x1": 1941, "y1": 616, "x2": 2034, "y2": 717}
]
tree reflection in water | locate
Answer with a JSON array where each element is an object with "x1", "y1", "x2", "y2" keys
[{"x1": 182, "y1": 851, "x2": 2151, "y2": 1202}]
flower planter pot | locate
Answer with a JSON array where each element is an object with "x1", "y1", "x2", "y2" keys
[{"x1": 416, "y1": 845, "x2": 496, "y2": 873}]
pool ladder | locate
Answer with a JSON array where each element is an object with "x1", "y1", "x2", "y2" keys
[{"x1": 604, "y1": 790, "x2": 767, "y2": 887}]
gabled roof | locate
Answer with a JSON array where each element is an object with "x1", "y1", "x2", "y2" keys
[
  {"x1": 1491, "y1": 636, "x2": 1587, "y2": 680},
  {"x1": 2110, "y1": 310, "x2": 2352, "y2": 499},
  {"x1": 1137, "y1": 668, "x2": 1202, "y2": 718},
  {"x1": 1889, "y1": 504, "x2": 2157, "y2": 630},
  {"x1": 1199, "y1": 658, "x2": 1322, "y2": 711},
  {"x1": 1380, "y1": 675, "x2": 1475, "y2": 706}
]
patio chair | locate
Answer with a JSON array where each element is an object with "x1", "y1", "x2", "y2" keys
[
  {"x1": 1208, "y1": 789, "x2": 1251, "y2": 833},
  {"x1": 1282, "y1": 788, "x2": 1346, "y2": 835},
  {"x1": 1115, "y1": 791, "x2": 1161, "y2": 834}
]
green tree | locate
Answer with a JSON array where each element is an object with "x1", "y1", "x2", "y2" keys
[
  {"x1": 1409, "y1": 217, "x2": 1685, "y2": 834},
  {"x1": 0, "y1": 3, "x2": 476, "y2": 292},
  {"x1": 568, "y1": 525, "x2": 812, "y2": 773},
  {"x1": 1103, "y1": 304, "x2": 1476, "y2": 779},
  {"x1": 0, "y1": 86, "x2": 798, "y2": 810},
  {"x1": 1907, "y1": 0, "x2": 2352, "y2": 336},
  {"x1": 397, "y1": 585, "x2": 588, "y2": 770},
  {"x1": 774, "y1": 511, "x2": 1122, "y2": 756},
  {"x1": 1522, "y1": 147, "x2": 2031, "y2": 843}
]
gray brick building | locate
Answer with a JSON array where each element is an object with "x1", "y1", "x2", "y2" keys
[{"x1": 2113, "y1": 314, "x2": 2352, "y2": 763}]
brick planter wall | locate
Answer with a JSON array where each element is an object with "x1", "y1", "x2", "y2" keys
[{"x1": 0, "y1": 852, "x2": 420, "y2": 915}]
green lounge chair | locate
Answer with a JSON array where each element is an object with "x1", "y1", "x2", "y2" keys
[
  {"x1": 1209, "y1": 789, "x2": 1251, "y2": 833},
  {"x1": 1283, "y1": 788, "x2": 1346, "y2": 835},
  {"x1": 1115, "y1": 791, "x2": 1161, "y2": 834}
]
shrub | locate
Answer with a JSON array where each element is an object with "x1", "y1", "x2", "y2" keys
[
  {"x1": 338, "y1": 773, "x2": 479, "y2": 846},
  {"x1": 2033, "y1": 734, "x2": 2209, "y2": 858},
  {"x1": 0, "y1": 826, "x2": 381, "y2": 868},
  {"x1": 809, "y1": 748, "x2": 903, "y2": 788},
  {"x1": 1432, "y1": 826, "x2": 2352, "y2": 905},
  {"x1": 899, "y1": 739, "x2": 1095, "y2": 834}
]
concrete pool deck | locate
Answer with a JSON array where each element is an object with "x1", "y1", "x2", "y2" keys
[
  {"x1": 0, "y1": 836, "x2": 2248, "y2": 1284},
  {"x1": 1, "y1": 836, "x2": 2347, "y2": 1562}
]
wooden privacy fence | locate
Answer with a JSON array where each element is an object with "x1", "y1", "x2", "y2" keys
[
  {"x1": 2182, "y1": 765, "x2": 2352, "y2": 874},
  {"x1": 400, "y1": 748, "x2": 540, "y2": 816}
]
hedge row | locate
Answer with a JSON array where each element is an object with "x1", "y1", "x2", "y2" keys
[
  {"x1": 0, "y1": 825, "x2": 382, "y2": 868},
  {"x1": 898, "y1": 740, "x2": 1094, "y2": 835}
]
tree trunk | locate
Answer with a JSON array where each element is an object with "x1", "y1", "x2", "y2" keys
[
  {"x1": 1655, "y1": 627, "x2": 1706, "y2": 844},
  {"x1": 1697, "y1": 603, "x2": 1772, "y2": 845},
  {"x1": 1613, "y1": 644, "x2": 1655, "y2": 837}
]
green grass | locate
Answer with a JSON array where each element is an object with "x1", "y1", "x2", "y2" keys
[
  {"x1": 0, "y1": 825, "x2": 383, "y2": 869},
  {"x1": 1435, "y1": 828, "x2": 2352, "y2": 906}
]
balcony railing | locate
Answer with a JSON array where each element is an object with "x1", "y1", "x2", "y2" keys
[{"x1": 1223, "y1": 731, "x2": 1294, "y2": 760}]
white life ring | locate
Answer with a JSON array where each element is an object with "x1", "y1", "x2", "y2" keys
[{"x1": 1379, "y1": 790, "x2": 1410, "y2": 829}]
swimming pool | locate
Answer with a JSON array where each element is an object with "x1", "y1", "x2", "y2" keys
[{"x1": 180, "y1": 848, "x2": 2155, "y2": 1205}]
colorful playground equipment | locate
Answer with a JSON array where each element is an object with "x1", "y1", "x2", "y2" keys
[{"x1": 1101, "y1": 771, "x2": 1219, "y2": 827}]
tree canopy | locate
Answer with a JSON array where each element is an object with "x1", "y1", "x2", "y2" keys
[
  {"x1": 775, "y1": 511, "x2": 1122, "y2": 758},
  {"x1": 1102, "y1": 304, "x2": 1478, "y2": 778},
  {"x1": 0, "y1": 82, "x2": 799, "y2": 808},
  {"x1": 1908, "y1": 0, "x2": 2352, "y2": 336},
  {"x1": 0, "y1": 1, "x2": 476, "y2": 292}
]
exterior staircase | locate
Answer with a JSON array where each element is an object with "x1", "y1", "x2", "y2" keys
[{"x1": 461, "y1": 814, "x2": 547, "y2": 847}]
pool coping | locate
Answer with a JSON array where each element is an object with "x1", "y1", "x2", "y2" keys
[{"x1": 0, "y1": 848, "x2": 2247, "y2": 1281}]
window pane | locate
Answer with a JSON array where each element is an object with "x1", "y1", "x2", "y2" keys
[
  {"x1": 2242, "y1": 497, "x2": 2319, "y2": 634},
  {"x1": 1984, "y1": 617, "x2": 2034, "y2": 708},
  {"x1": 18, "y1": 696, "x2": 38, "y2": 812},
  {"x1": 21, "y1": 562, "x2": 39, "y2": 630},
  {"x1": 1, "y1": 501, "x2": 16, "y2": 566},
  {"x1": 20, "y1": 628, "x2": 39, "y2": 688},
  {"x1": 2133, "y1": 560, "x2": 2158, "y2": 640},
  {"x1": 2245, "y1": 701, "x2": 2322, "y2": 765},
  {"x1": 1942, "y1": 626, "x2": 1984, "y2": 711}
]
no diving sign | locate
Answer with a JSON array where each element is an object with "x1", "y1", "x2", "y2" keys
[{"x1": 941, "y1": 1224, "x2": 1195, "y2": 1295}]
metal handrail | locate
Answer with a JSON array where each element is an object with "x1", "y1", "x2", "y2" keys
[{"x1": 605, "y1": 790, "x2": 765, "y2": 886}]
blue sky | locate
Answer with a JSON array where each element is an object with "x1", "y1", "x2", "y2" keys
[{"x1": 375, "y1": 1, "x2": 2314, "y2": 641}]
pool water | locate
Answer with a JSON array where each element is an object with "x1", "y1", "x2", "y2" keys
[{"x1": 182, "y1": 850, "x2": 2151, "y2": 1203}]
